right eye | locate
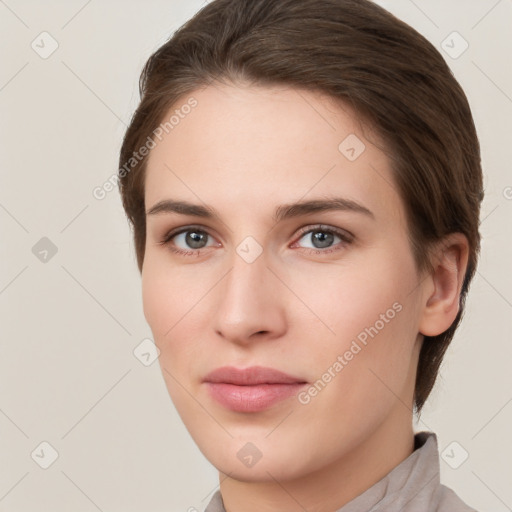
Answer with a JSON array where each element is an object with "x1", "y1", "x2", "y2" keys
[{"x1": 159, "y1": 226, "x2": 220, "y2": 256}]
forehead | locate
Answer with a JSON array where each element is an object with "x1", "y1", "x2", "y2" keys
[{"x1": 144, "y1": 83, "x2": 405, "y2": 227}]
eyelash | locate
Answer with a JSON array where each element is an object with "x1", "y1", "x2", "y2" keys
[{"x1": 158, "y1": 224, "x2": 354, "y2": 257}]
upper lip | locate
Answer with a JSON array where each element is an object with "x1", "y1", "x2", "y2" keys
[{"x1": 203, "y1": 366, "x2": 307, "y2": 385}]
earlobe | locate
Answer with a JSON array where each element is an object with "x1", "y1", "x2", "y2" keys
[{"x1": 418, "y1": 233, "x2": 469, "y2": 337}]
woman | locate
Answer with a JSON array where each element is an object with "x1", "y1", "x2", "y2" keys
[{"x1": 118, "y1": 0, "x2": 482, "y2": 510}]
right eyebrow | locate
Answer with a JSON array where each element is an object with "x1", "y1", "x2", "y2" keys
[{"x1": 146, "y1": 200, "x2": 219, "y2": 220}]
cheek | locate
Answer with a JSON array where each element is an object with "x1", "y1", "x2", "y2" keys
[
  {"x1": 141, "y1": 253, "x2": 211, "y2": 366},
  {"x1": 290, "y1": 249, "x2": 420, "y2": 390},
  {"x1": 141, "y1": 256, "x2": 173, "y2": 337},
  {"x1": 292, "y1": 253, "x2": 417, "y2": 340},
  {"x1": 142, "y1": 251, "x2": 193, "y2": 335}
]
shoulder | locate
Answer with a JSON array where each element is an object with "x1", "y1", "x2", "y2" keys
[{"x1": 436, "y1": 484, "x2": 480, "y2": 512}]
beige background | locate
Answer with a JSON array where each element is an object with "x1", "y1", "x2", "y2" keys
[{"x1": 1, "y1": 0, "x2": 511, "y2": 511}]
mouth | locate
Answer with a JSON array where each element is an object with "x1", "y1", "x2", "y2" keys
[{"x1": 203, "y1": 365, "x2": 308, "y2": 413}]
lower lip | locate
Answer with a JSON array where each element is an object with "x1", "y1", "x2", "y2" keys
[{"x1": 204, "y1": 382, "x2": 307, "y2": 412}]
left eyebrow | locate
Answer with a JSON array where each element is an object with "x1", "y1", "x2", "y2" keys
[
  {"x1": 145, "y1": 197, "x2": 375, "y2": 222},
  {"x1": 272, "y1": 197, "x2": 374, "y2": 223}
]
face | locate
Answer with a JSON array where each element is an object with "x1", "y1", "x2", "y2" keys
[{"x1": 142, "y1": 83, "x2": 426, "y2": 482}]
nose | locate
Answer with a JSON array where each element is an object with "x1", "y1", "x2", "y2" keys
[{"x1": 213, "y1": 248, "x2": 287, "y2": 346}]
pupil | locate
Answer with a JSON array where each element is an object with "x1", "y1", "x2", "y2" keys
[
  {"x1": 187, "y1": 231, "x2": 206, "y2": 248},
  {"x1": 313, "y1": 231, "x2": 333, "y2": 248}
]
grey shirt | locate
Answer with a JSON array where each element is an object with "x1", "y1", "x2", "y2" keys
[{"x1": 204, "y1": 431, "x2": 478, "y2": 512}]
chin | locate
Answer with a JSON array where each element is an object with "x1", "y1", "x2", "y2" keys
[{"x1": 194, "y1": 434, "x2": 318, "y2": 483}]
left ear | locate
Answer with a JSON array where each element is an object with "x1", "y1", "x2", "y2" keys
[{"x1": 418, "y1": 233, "x2": 469, "y2": 337}]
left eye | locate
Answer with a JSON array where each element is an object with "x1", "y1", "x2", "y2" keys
[{"x1": 295, "y1": 226, "x2": 352, "y2": 251}]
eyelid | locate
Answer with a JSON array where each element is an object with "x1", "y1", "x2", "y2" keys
[
  {"x1": 293, "y1": 224, "x2": 354, "y2": 243},
  {"x1": 162, "y1": 224, "x2": 203, "y2": 238}
]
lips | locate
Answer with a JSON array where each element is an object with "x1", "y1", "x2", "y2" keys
[
  {"x1": 203, "y1": 366, "x2": 308, "y2": 412},
  {"x1": 203, "y1": 365, "x2": 306, "y2": 385}
]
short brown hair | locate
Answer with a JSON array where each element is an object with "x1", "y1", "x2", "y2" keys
[{"x1": 118, "y1": 0, "x2": 483, "y2": 415}]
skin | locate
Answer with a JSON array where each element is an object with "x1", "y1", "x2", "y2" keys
[{"x1": 141, "y1": 82, "x2": 468, "y2": 512}]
